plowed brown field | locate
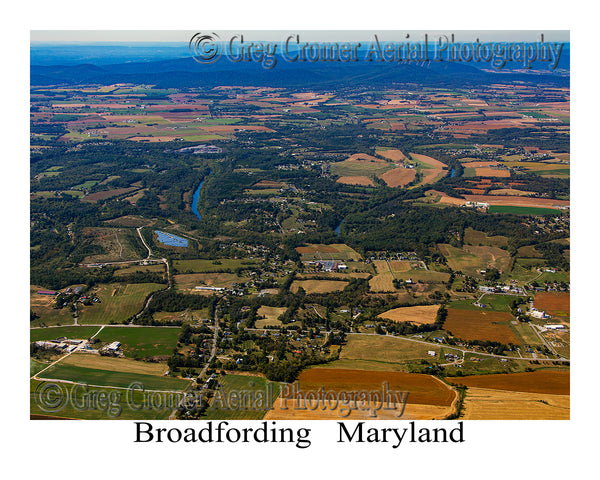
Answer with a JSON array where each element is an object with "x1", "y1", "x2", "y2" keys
[
  {"x1": 379, "y1": 167, "x2": 416, "y2": 187},
  {"x1": 336, "y1": 176, "x2": 375, "y2": 186},
  {"x1": 534, "y1": 292, "x2": 570, "y2": 317},
  {"x1": 445, "y1": 309, "x2": 521, "y2": 344},
  {"x1": 446, "y1": 371, "x2": 569, "y2": 395},
  {"x1": 264, "y1": 368, "x2": 457, "y2": 420}
]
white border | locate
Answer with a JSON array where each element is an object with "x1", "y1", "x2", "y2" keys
[{"x1": 7, "y1": 0, "x2": 598, "y2": 477}]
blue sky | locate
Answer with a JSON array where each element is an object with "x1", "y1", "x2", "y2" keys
[{"x1": 31, "y1": 30, "x2": 569, "y2": 44}]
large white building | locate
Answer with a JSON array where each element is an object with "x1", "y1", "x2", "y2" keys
[{"x1": 530, "y1": 308, "x2": 550, "y2": 319}]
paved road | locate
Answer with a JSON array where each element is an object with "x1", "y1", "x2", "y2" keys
[
  {"x1": 169, "y1": 296, "x2": 223, "y2": 419},
  {"x1": 115, "y1": 230, "x2": 123, "y2": 259},
  {"x1": 136, "y1": 227, "x2": 152, "y2": 259},
  {"x1": 31, "y1": 326, "x2": 104, "y2": 380}
]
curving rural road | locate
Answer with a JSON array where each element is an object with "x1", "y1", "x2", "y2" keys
[{"x1": 169, "y1": 296, "x2": 223, "y2": 419}]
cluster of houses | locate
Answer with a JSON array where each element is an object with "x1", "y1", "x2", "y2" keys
[
  {"x1": 479, "y1": 284, "x2": 525, "y2": 295},
  {"x1": 529, "y1": 308, "x2": 551, "y2": 319},
  {"x1": 35, "y1": 338, "x2": 83, "y2": 353},
  {"x1": 305, "y1": 260, "x2": 348, "y2": 272},
  {"x1": 175, "y1": 144, "x2": 223, "y2": 154},
  {"x1": 465, "y1": 201, "x2": 490, "y2": 209},
  {"x1": 34, "y1": 337, "x2": 123, "y2": 356}
]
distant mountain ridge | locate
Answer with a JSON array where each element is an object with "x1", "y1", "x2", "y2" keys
[{"x1": 30, "y1": 49, "x2": 570, "y2": 88}]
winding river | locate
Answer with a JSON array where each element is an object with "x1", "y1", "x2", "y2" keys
[{"x1": 191, "y1": 172, "x2": 210, "y2": 220}]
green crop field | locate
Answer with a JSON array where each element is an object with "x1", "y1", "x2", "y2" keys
[
  {"x1": 40, "y1": 363, "x2": 190, "y2": 391},
  {"x1": 97, "y1": 326, "x2": 182, "y2": 359},
  {"x1": 77, "y1": 283, "x2": 164, "y2": 324},
  {"x1": 448, "y1": 294, "x2": 524, "y2": 313},
  {"x1": 463, "y1": 228, "x2": 508, "y2": 247},
  {"x1": 442, "y1": 355, "x2": 548, "y2": 377},
  {"x1": 489, "y1": 205, "x2": 563, "y2": 215},
  {"x1": 114, "y1": 264, "x2": 166, "y2": 277},
  {"x1": 30, "y1": 358, "x2": 52, "y2": 376},
  {"x1": 173, "y1": 258, "x2": 260, "y2": 273},
  {"x1": 511, "y1": 322, "x2": 544, "y2": 346},
  {"x1": 30, "y1": 326, "x2": 102, "y2": 342},
  {"x1": 72, "y1": 180, "x2": 100, "y2": 190},
  {"x1": 30, "y1": 380, "x2": 174, "y2": 420},
  {"x1": 310, "y1": 358, "x2": 409, "y2": 372},
  {"x1": 535, "y1": 168, "x2": 570, "y2": 177},
  {"x1": 439, "y1": 244, "x2": 482, "y2": 271},
  {"x1": 204, "y1": 374, "x2": 282, "y2": 420},
  {"x1": 536, "y1": 271, "x2": 570, "y2": 283}
]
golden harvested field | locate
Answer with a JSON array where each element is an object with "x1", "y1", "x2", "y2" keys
[
  {"x1": 503, "y1": 161, "x2": 570, "y2": 170},
  {"x1": 457, "y1": 387, "x2": 569, "y2": 420},
  {"x1": 340, "y1": 334, "x2": 460, "y2": 364},
  {"x1": 378, "y1": 167, "x2": 416, "y2": 187},
  {"x1": 265, "y1": 398, "x2": 453, "y2": 420},
  {"x1": 369, "y1": 272, "x2": 396, "y2": 292},
  {"x1": 487, "y1": 188, "x2": 532, "y2": 196},
  {"x1": 256, "y1": 306, "x2": 287, "y2": 328},
  {"x1": 474, "y1": 167, "x2": 511, "y2": 177},
  {"x1": 373, "y1": 260, "x2": 390, "y2": 274},
  {"x1": 462, "y1": 161, "x2": 501, "y2": 168},
  {"x1": 290, "y1": 280, "x2": 348, "y2": 294},
  {"x1": 410, "y1": 153, "x2": 447, "y2": 168},
  {"x1": 446, "y1": 371, "x2": 570, "y2": 395},
  {"x1": 174, "y1": 272, "x2": 247, "y2": 290},
  {"x1": 534, "y1": 292, "x2": 570, "y2": 317},
  {"x1": 378, "y1": 305, "x2": 440, "y2": 324},
  {"x1": 376, "y1": 148, "x2": 406, "y2": 161},
  {"x1": 30, "y1": 285, "x2": 57, "y2": 308},
  {"x1": 295, "y1": 243, "x2": 362, "y2": 261},
  {"x1": 420, "y1": 168, "x2": 446, "y2": 185},
  {"x1": 389, "y1": 260, "x2": 412, "y2": 272},
  {"x1": 62, "y1": 353, "x2": 168, "y2": 376},
  {"x1": 445, "y1": 309, "x2": 521, "y2": 345},
  {"x1": 336, "y1": 176, "x2": 375, "y2": 186},
  {"x1": 297, "y1": 245, "x2": 334, "y2": 254}
]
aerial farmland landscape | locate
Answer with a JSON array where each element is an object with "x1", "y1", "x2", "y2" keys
[{"x1": 30, "y1": 32, "x2": 570, "y2": 421}]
